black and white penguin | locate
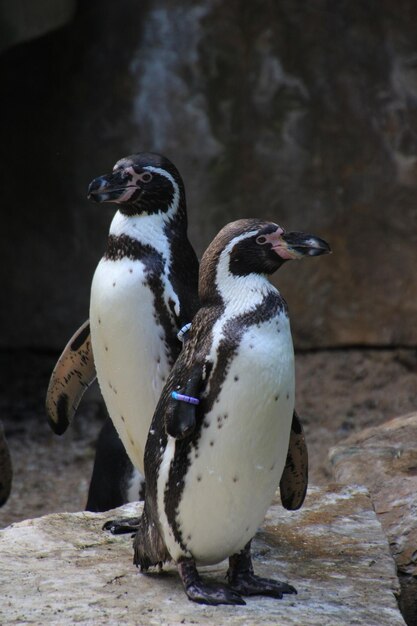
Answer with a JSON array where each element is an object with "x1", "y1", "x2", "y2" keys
[
  {"x1": 88, "y1": 152, "x2": 200, "y2": 508},
  {"x1": 134, "y1": 218, "x2": 330, "y2": 605},
  {"x1": 46, "y1": 153, "x2": 199, "y2": 511}
]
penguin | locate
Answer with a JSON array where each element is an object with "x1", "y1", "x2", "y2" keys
[
  {"x1": 88, "y1": 152, "x2": 200, "y2": 504},
  {"x1": 0, "y1": 420, "x2": 12, "y2": 507},
  {"x1": 46, "y1": 153, "x2": 199, "y2": 512},
  {"x1": 134, "y1": 218, "x2": 330, "y2": 606},
  {"x1": 45, "y1": 154, "x2": 308, "y2": 517}
]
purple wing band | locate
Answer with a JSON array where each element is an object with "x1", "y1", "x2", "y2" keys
[{"x1": 171, "y1": 391, "x2": 200, "y2": 405}]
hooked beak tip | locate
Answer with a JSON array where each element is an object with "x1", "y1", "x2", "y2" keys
[{"x1": 278, "y1": 232, "x2": 331, "y2": 259}]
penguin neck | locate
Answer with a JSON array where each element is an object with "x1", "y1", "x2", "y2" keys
[
  {"x1": 221, "y1": 273, "x2": 278, "y2": 315},
  {"x1": 200, "y1": 236, "x2": 280, "y2": 312},
  {"x1": 200, "y1": 269, "x2": 278, "y2": 316},
  {"x1": 109, "y1": 210, "x2": 183, "y2": 259}
]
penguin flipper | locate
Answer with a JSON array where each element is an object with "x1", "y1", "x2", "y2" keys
[
  {"x1": 279, "y1": 410, "x2": 308, "y2": 511},
  {"x1": 45, "y1": 320, "x2": 96, "y2": 435},
  {"x1": 0, "y1": 421, "x2": 12, "y2": 507},
  {"x1": 165, "y1": 367, "x2": 203, "y2": 440}
]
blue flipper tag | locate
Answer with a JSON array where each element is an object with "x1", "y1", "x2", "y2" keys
[
  {"x1": 171, "y1": 391, "x2": 200, "y2": 405},
  {"x1": 177, "y1": 323, "x2": 192, "y2": 343}
]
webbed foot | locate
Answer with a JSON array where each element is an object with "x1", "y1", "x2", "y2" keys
[
  {"x1": 228, "y1": 570, "x2": 296, "y2": 598},
  {"x1": 178, "y1": 558, "x2": 245, "y2": 606},
  {"x1": 102, "y1": 517, "x2": 140, "y2": 535},
  {"x1": 227, "y1": 541, "x2": 296, "y2": 599}
]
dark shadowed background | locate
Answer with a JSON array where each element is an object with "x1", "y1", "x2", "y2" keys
[{"x1": 1, "y1": 0, "x2": 417, "y2": 351}]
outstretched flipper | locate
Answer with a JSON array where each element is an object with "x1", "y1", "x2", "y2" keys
[
  {"x1": 46, "y1": 320, "x2": 96, "y2": 435},
  {"x1": 0, "y1": 421, "x2": 12, "y2": 507},
  {"x1": 279, "y1": 410, "x2": 308, "y2": 510}
]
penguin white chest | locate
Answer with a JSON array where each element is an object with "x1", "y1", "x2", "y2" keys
[
  {"x1": 90, "y1": 257, "x2": 173, "y2": 473},
  {"x1": 161, "y1": 311, "x2": 295, "y2": 565}
]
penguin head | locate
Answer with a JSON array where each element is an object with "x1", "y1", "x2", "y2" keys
[
  {"x1": 199, "y1": 219, "x2": 330, "y2": 302},
  {"x1": 87, "y1": 152, "x2": 186, "y2": 221}
]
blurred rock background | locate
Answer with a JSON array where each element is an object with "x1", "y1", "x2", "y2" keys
[{"x1": 1, "y1": 0, "x2": 417, "y2": 351}]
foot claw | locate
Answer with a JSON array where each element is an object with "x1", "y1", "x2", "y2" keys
[{"x1": 102, "y1": 517, "x2": 140, "y2": 535}]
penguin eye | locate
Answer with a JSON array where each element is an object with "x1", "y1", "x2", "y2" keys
[
  {"x1": 139, "y1": 172, "x2": 153, "y2": 183},
  {"x1": 256, "y1": 235, "x2": 267, "y2": 245}
]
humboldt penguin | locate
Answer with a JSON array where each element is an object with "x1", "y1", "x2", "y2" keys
[
  {"x1": 87, "y1": 152, "x2": 200, "y2": 495},
  {"x1": 134, "y1": 219, "x2": 330, "y2": 605}
]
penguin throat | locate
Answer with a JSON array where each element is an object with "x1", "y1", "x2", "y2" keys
[
  {"x1": 109, "y1": 211, "x2": 175, "y2": 260},
  {"x1": 214, "y1": 234, "x2": 278, "y2": 310},
  {"x1": 223, "y1": 275, "x2": 276, "y2": 311}
]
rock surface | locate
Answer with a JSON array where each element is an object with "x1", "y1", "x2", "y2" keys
[
  {"x1": 329, "y1": 412, "x2": 417, "y2": 626},
  {"x1": 0, "y1": 0, "x2": 76, "y2": 52},
  {"x1": 1, "y1": 1, "x2": 417, "y2": 350},
  {"x1": 0, "y1": 486, "x2": 404, "y2": 625}
]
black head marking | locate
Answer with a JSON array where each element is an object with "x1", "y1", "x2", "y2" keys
[
  {"x1": 228, "y1": 224, "x2": 285, "y2": 277},
  {"x1": 198, "y1": 218, "x2": 331, "y2": 304},
  {"x1": 198, "y1": 219, "x2": 282, "y2": 304},
  {"x1": 87, "y1": 152, "x2": 187, "y2": 221}
]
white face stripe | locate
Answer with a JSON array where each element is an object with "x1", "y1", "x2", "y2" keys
[
  {"x1": 110, "y1": 163, "x2": 181, "y2": 220},
  {"x1": 143, "y1": 165, "x2": 181, "y2": 219},
  {"x1": 215, "y1": 229, "x2": 276, "y2": 309},
  {"x1": 108, "y1": 166, "x2": 180, "y2": 252}
]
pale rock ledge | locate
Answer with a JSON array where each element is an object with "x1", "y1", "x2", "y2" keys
[{"x1": 0, "y1": 485, "x2": 404, "y2": 625}]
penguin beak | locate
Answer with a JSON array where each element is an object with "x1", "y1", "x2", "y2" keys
[
  {"x1": 87, "y1": 171, "x2": 139, "y2": 204},
  {"x1": 268, "y1": 230, "x2": 331, "y2": 260}
]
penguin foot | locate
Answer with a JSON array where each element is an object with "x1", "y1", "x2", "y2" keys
[
  {"x1": 102, "y1": 517, "x2": 140, "y2": 535},
  {"x1": 227, "y1": 540, "x2": 297, "y2": 599},
  {"x1": 184, "y1": 581, "x2": 246, "y2": 606},
  {"x1": 227, "y1": 570, "x2": 297, "y2": 599},
  {"x1": 178, "y1": 558, "x2": 246, "y2": 606}
]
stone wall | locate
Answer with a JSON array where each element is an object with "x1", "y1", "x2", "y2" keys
[
  {"x1": 0, "y1": 0, "x2": 76, "y2": 52},
  {"x1": 1, "y1": 0, "x2": 417, "y2": 350}
]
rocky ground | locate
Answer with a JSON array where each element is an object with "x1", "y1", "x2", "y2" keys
[{"x1": 1, "y1": 348, "x2": 417, "y2": 529}]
